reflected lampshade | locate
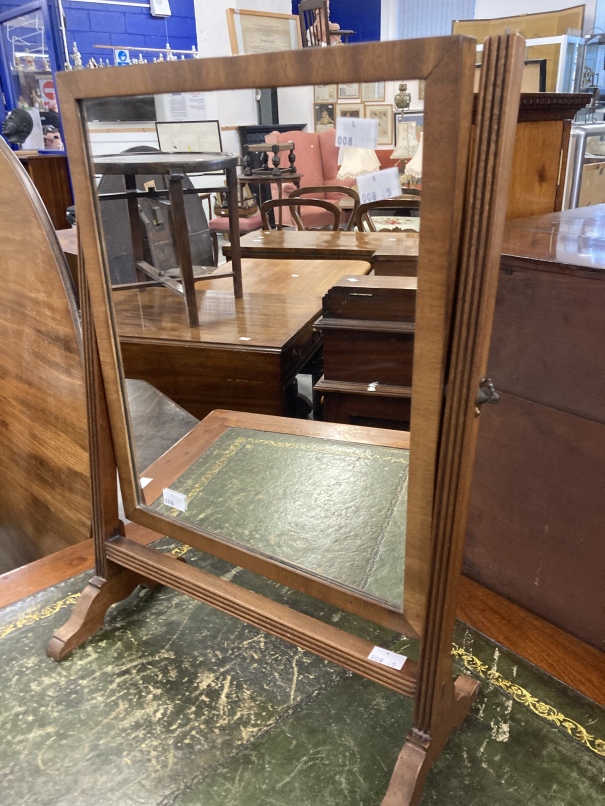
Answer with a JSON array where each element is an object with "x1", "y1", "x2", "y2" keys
[
  {"x1": 390, "y1": 121, "x2": 419, "y2": 160},
  {"x1": 337, "y1": 146, "x2": 380, "y2": 179},
  {"x1": 403, "y1": 131, "x2": 423, "y2": 179}
]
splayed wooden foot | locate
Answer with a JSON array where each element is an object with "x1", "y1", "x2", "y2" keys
[
  {"x1": 47, "y1": 562, "x2": 154, "y2": 661},
  {"x1": 382, "y1": 674, "x2": 480, "y2": 806}
]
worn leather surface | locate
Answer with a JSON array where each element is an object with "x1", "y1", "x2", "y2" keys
[
  {"x1": 1, "y1": 542, "x2": 603, "y2": 806},
  {"x1": 151, "y1": 427, "x2": 408, "y2": 608}
]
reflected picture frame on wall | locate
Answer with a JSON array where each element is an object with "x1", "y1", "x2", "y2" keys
[
  {"x1": 314, "y1": 102, "x2": 335, "y2": 131},
  {"x1": 366, "y1": 103, "x2": 393, "y2": 144},
  {"x1": 338, "y1": 82, "x2": 360, "y2": 99},
  {"x1": 361, "y1": 81, "x2": 385, "y2": 102},
  {"x1": 314, "y1": 84, "x2": 337, "y2": 102},
  {"x1": 336, "y1": 102, "x2": 364, "y2": 119}
]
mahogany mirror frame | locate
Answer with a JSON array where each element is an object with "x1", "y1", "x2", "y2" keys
[
  {"x1": 49, "y1": 34, "x2": 524, "y2": 805},
  {"x1": 55, "y1": 37, "x2": 477, "y2": 633}
]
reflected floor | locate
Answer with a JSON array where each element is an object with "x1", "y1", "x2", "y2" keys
[{"x1": 150, "y1": 427, "x2": 407, "y2": 609}]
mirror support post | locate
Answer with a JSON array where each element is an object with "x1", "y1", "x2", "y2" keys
[{"x1": 47, "y1": 255, "x2": 153, "y2": 661}]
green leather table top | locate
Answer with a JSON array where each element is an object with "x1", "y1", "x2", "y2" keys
[
  {"x1": 1, "y1": 539, "x2": 603, "y2": 806},
  {"x1": 150, "y1": 427, "x2": 408, "y2": 609}
]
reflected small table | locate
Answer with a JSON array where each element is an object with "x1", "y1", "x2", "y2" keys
[
  {"x1": 239, "y1": 172, "x2": 303, "y2": 230},
  {"x1": 94, "y1": 152, "x2": 243, "y2": 328}
]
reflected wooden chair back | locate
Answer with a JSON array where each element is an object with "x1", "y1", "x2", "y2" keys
[
  {"x1": 260, "y1": 198, "x2": 341, "y2": 231},
  {"x1": 349, "y1": 197, "x2": 421, "y2": 232},
  {"x1": 0, "y1": 139, "x2": 91, "y2": 573},
  {"x1": 298, "y1": 0, "x2": 331, "y2": 47},
  {"x1": 289, "y1": 184, "x2": 359, "y2": 228}
]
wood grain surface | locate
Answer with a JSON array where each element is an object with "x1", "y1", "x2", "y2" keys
[
  {"x1": 0, "y1": 141, "x2": 90, "y2": 574},
  {"x1": 17, "y1": 154, "x2": 74, "y2": 230},
  {"x1": 466, "y1": 393, "x2": 605, "y2": 651},
  {"x1": 114, "y1": 258, "x2": 371, "y2": 344},
  {"x1": 224, "y1": 229, "x2": 419, "y2": 262}
]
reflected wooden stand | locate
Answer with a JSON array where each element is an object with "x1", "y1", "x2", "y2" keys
[
  {"x1": 95, "y1": 152, "x2": 244, "y2": 328},
  {"x1": 47, "y1": 35, "x2": 523, "y2": 805}
]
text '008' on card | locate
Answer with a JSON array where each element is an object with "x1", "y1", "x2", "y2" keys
[
  {"x1": 335, "y1": 116, "x2": 378, "y2": 150},
  {"x1": 368, "y1": 646, "x2": 407, "y2": 670},
  {"x1": 162, "y1": 488, "x2": 188, "y2": 512},
  {"x1": 357, "y1": 168, "x2": 401, "y2": 204}
]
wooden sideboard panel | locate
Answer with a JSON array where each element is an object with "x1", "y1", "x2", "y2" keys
[
  {"x1": 465, "y1": 393, "x2": 605, "y2": 651},
  {"x1": 489, "y1": 264, "x2": 605, "y2": 422},
  {"x1": 506, "y1": 119, "x2": 566, "y2": 219},
  {"x1": 120, "y1": 341, "x2": 284, "y2": 421}
]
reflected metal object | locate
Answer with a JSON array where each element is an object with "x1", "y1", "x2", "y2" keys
[
  {"x1": 475, "y1": 376, "x2": 500, "y2": 416},
  {"x1": 564, "y1": 122, "x2": 605, "y2": 209}
]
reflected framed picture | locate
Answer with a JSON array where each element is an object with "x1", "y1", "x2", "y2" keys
[
  {"x1": 337, "y1": 102, "x2": 364, "y2": 119},
  {"x1": 366, "y1": 104, "x2": 393, "y2": 144},
  {"x1": 314, "y1": 102, "x2": 335, "y2": 131},
  {"x1": 338, "y1": 82, "x2": 359, "y2": 99},
  {"x1": 314, "y1": 84, "x2": 337, "y2": 102},
  {"x1": 156, "y1": 120, "x2": 222, "y2": 153},
  {"x1": 361, "y1": 81, "x2": 385, "y2": 102}
]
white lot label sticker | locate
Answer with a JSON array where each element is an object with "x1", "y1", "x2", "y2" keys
[
  {"x1": 336, "y1": 116, "x2": 378, "y2": 150},
  {"x1": 368, "y1": 646, "x2": 407, "y2": 670},
  {"x1": 140, "y1": 477, "x2": 152, "y2": 488},
  {"x1": 162, "y1": 488, "x2": 188, "y2": 512},
  {"x1": 357, "y1": 168, "x2": 401, "y2": 204}
]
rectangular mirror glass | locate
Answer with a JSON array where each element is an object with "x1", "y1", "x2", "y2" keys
[{"x1": 80, "y1": 82, "x2": 424, "y2": 613}]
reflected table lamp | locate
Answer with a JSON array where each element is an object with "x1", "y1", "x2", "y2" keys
[
  {"x1": 391, "y1": 123, "x2": 421, "y2": 186},
  {"x1": 401, "y1": 131, "x2": 423, "y2": 186},
  {"x1": 337, "y1": 146, "x2": 380, "y2": 180}
]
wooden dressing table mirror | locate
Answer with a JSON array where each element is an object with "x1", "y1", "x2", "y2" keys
[{"x1": 47, "y1": 35, "x2": 524, "y2": 804}]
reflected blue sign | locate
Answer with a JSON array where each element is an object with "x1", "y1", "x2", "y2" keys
[{"x1": 114, "y1": 49, "x2": 131, "y2": 66}]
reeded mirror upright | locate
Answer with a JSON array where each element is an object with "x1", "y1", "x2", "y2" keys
[{"x1": 47, "y1": 34, "x2": 523, "y2": 805}]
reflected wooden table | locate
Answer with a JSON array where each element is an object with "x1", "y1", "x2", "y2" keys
[
  {"x1": 238, "y1": 172, "x2": 302, "y2": 229},
  {"x1": 224, "y1": 229, "x2": 419, "y2": 276},
  {"x1": 112, "y1": 257, "x2": 371, "y2": 420}
]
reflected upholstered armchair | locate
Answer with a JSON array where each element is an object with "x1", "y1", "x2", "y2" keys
[{"x1": 264, "y1": 128, "x2": 355, "y2": 228}]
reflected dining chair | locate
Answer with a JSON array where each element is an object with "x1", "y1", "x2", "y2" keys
[
  {"x1": 260, "y1": 198, "x2": 341, "y2": 231},
  {"x1": 348, "y1": 197, "x2": 421, "y2": 232},
  {"x1": 289, "y1": 184, "x2": 359, "y2": 229}
]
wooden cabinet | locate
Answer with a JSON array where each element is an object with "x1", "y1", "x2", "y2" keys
[
  {"x1": 464, "y1": 205, "x2": 605, "y2": 650},
  {"x1": 17, "y1": 153, "x2": 73, "y2": 230},
  {"x1": 314, "y1": 275, "x2": 416, "y2": 429},
  {"x1": 471, "y1": 93, "x2": 588, "y2": 220}
]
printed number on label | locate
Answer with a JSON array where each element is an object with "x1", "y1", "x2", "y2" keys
[
  {"x1": 335, "y1": 116, "x2": 378, "y2": 150},
  {"x1": 368, "y1": 646, "x2": 407, "y2": 670},
  {"x1": 162, "y1": 488, "x2": 188, "y2": 512},
  {"x1": 357, "y1": 167, "x2": 401, "y2": 205}
]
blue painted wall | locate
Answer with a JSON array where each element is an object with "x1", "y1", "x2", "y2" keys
[
  {"x1": 62, "y1": 0, "x2": 197, "y2": 67},
  {"x1": 0, "y1": 0, "x2": 197, "y2": 68},
  {"x1": 292, "y1": 0, "x2": 381, "y2": 44}
]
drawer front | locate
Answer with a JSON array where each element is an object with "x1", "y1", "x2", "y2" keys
[
  {"x1": 322, "y1": 331, "x2": 414, "y2": 386},
  {"x1": 323, "y1": 289, "x2": 416, "y2": 321},
  {"x1": 321, "y1": 390, "x2": 410, "y2": 431}
]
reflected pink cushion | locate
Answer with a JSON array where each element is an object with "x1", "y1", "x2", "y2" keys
[{"x1": 208, "y1": 213, "x2": 262, "y2": 233}]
